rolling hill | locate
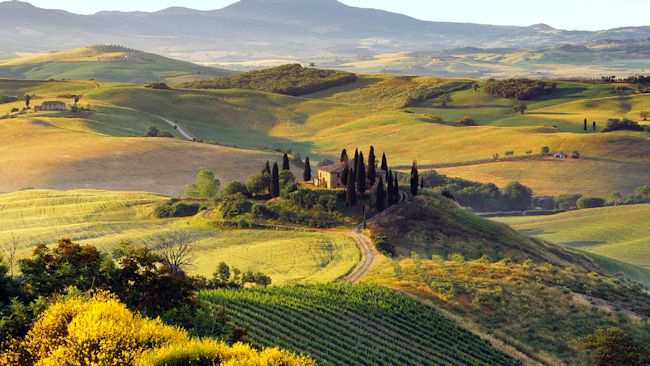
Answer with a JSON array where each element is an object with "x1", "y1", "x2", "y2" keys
[{"x1": 0, "y1": 45, "x2": 232, "y2": 83}]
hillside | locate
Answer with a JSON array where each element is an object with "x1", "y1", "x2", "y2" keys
[
  {"x1": 0, "y1": 46, "x2": 232, "y2": 83},
  {"x1": 364, "y1": 194, "x2": 650, "y2": 364},
  {"x1": 178, "y1": 64, "x2": 357, "y2": 96},
  {"x1": 200, "y1": 284, "x2": 519, "y2": 366},
  {"x1": 0, "y1": 189, "x2": 359, "y2": 284},
  {"x1": 497, "y1": 204, "x2": 650, "y2": 271}
]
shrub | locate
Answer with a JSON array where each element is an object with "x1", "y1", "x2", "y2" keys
[
  {"x1": 557, "y1": 193, "x2": 583, "y2": 210},
  {"x1": 458, "y1": 116, "x2": 476, "y2": 126},
  {"x1": 251, "y1": 204, "x2": 278, "y2": 220},
  {"x1": 247, "y1": 174, "x2": 271, "y2": 197},
  {"x1": 602, "y1": 118, "x2": 645, "y2": 132},
  {"x1": 374, "y1": 236, "x2": 396, "y2": 257},
  {"x1": 222, "y1": 181, "x2": 249, "y2": 197},
  {"x1": 484, "y1": 78, "x2": 556, "y2": 100},
  {"x1": 10, "y1": 107, "x2": 19, "y2": 113},
  {"x1": 145, "y1": 82, "x2": 171, "y2": 90},
  {"x1": 186, "y1": 170, "x2": 221, "y2": 200},
  {"x1": 220, "y1": 193, "x2": 252, "y2": 218},
  {"x1": 501, "y1": 181, "x2": 533, "y2": 211},
  {"x1": 154, "y1": 201, "x2": 201, "y2": 218},
  {"x1": 577, "y1": 197, "x2": 605, "y2": 209}
]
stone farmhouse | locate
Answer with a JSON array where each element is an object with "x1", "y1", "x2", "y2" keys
[
  {"x1": 34, "y1": 101, "x2": 66, "y2": 112},
  {"x1": 315, "y1": 159, "x2": 387, "y2": 189}
]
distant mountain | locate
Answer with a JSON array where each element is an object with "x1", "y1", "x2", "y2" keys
[{"x1": 1, "y1": 0, "x2": 650, "y2": 63}]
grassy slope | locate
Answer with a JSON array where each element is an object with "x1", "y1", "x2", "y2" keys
[
  {"x1": 0, "y1": 189, "x2": 358, "y2": 285},
  {"x1": 364, "y1": 194, "x2": 650, "y2": 364},
  {"x1": 201, "y1": 284, "x2": 519, "y2": 366},
  {"x1": 497, "y1": 204, "x2": 650, "y2": 269},
  {"x1": 0, "y1": 47, "x2": 232, "y2": 84}
]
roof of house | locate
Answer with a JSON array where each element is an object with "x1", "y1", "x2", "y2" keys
[
  {"x1": 319, "y1": 158, "x2": 387, "y2": 174},
  {"x1": 42, "y1": 101, "x2": 66, "y2": 106}
]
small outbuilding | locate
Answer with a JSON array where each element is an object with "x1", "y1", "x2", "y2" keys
[{"x1": 35, "y1": 101, "x2": 67, "y2": 112}]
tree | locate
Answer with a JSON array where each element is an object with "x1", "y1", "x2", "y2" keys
[
  {"x1": 577, "y1": 197, "x2": 605, "y2": 209},
  {"x1": 222, "y1": 181, "x2": 249, "y2": 197},
  {"x1": 186, "y1": 170, "x2": 221, "y2": 199},
  {"x1": 151, "y1": 231, "x2": 195, "y2": 277},
  {"x1": 271, "y1": 162, "x2": 280, "y2": 198},
  {"x1": 420, "y1": 177, "x2": 424, "y2": 189},
  {"x1": 578, "y1": 328, "x2": 648, "y2": 366},
  {"x1": 303, "y1": 157, "x2": 312, "y2": 182},
  {"x1": 145, "y1": 125, "x2": 160, "y2": 137},
  {"x1": 1, "y1": 233, "x2": 19, "y2": 277},
  {"x1": 262, "y1": 161, "x2": 271, "y2": 175},
  {"x1": 25, "y1": 94, "x2": 31, "y2": 108},
  {"x1": 593, "y1": 121, "x2": 597, "y2": 131},
  {"x1": 356, "y1": 152, "x2": 366, "y2": 195},
  {"x1": 584, "y1": 118, "x2": 588, "y2": 132},
  {"x1": 386, "y1": 170, "x2": 395, "y2": 205},
  {"x1": 353, "y1": 149, "x2": 359, "y2": 171},
  {"x1": 541, "y1": 146, "x2": 550, "y2": 156},
  {"x1": 502, "y1": 181, "x2": 533, "y2": 211},
  {"x1": 341, "y1": 164, "x2": 349, "y2": 186},
  {"x1": 282, "y1": 153, "x2": 291, "y2": 171},
  {"x1": 375, "y1": 176, "x2": 386, "y2": 212},
  {"x1": 346, "y1": 171, "x2": 357, "y2": 207},
  {"x1": 381, "y1": 153, "x2": 388, "y2": 172},
  {"x1": 213, "y1": 262, "x2": 231, "y2": 283},
  {"x1": 393, "y1": 172, "x2": 400, "y2": 201},
  {"x1": 340, "y1": 148, "x2": 348, "y2": 162},
  {"x1": 641, "y1": 111, "x2": 649, "y2": 121},
  {"x1": 279, "y1": 170, "x2": 296, "y2": 188},
  {"x1": 410, "y1": 160, "x2": 419, "y2": 196},
  {"x1": 246, "y1": 174, "x2": 271, "y2": 197},
  {"x1": 367, "y1": 146, "x2": 377, "y2": 187},
  {"x1": 473, "y1": 82, "x2": 480, "y2": 92},
  {"x1": 437, "y1": 94, "x2": 453, "y2": 107},
  {"x1": 512, "y1": 101, "x2": 528, "y2": 114}
]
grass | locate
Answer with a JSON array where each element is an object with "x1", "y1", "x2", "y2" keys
[
  {"x1": 200, "y1": 284, "x2": 519, "y2": 366},
  {"x1": 497, "y1": 204, "x2": 650, "y2": 270},
  {"x1": 0, "y1": 47, "x2": 232, "y2": 84},
  {"x1": 0, "y1": 189, "x2": 359, "y2": 285}
]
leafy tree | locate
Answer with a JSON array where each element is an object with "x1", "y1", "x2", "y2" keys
[
  {"x1": 303, "y1": 157, "x2": 312, "y2": 182},
  {"x1": 484, "y1": 78, "x2": 556, "y2": 99},
  {"x1": 381, "y1": 152, "x2": 388, "y2": 172},
  {"x1": 602, "y1": 118, "x2": 644, "y2": 132},
  {"x1": 502, "y1": 181, "x2": 533, "y2": 211},
  {"x1": 213, "y1": 262, "x2": 231, "y2": 284},
  {"x1": 541, "y1": 146, "x2": 550, "y2": 155},
  {"x1": 145, "y1": 125, "x2": 160, "y2": 137},
  {"x1": 279, "y1": 170, "x2": 296, "y2": 188},
  {"x1": 246, "y1": 174, "x2": 271, "y2": 197},
  {"x1": 437, "y1": 94, "x2": 453, "y2": 107},
  {"x1": 410, "y1": 161, "x2": 419, "y2": 196},
  {"x1": 577, "y1": 197, "x2": 605, "y2": 209},
  {"x1": 186, "y1": 170, "x2": 220, "y2": 199},
  {"x1": 346, "y1": 171, "x2": 357, "y2": 207},
  {"x1": 271, "y1": 162, "x2": 280, "y2": 198},
  {"x1": 367, "y1": 146, "x2": 377, "y2": 187},
  {"x1": 340, "y1": 148, "x2": 348, "y2": 162},
  {"x1": 472, "y1": 82, "x2": 480, "y2": 92},
  {"x1": 25, "y1": 94, "x2": 30, "y2": 108},
  {"x1": 376, "y1": 176, "x2": 386, "y2": 212},
  {"x1": 512, "y1": 101, "x2": 528, "y2": 114},
  {"x1": 640, "y1": 111, "x2": 649, "y2": 121},
  {"x1": 220, "y1": 193, "x2": 253, "y2": 218},
  {"x1": 282, "y1": 153, "x2": 291, "y2": 171},
  {"x1": 578, "y1": 328, "x2": 648, "y2": 366},
  {"x1": 222, "y1": 181, "x2": 249, "y2": 197},
  {"x1": 262, "y1": 161, "x2": 271, "y2": 175},
  {"x1": 557, "y1": 193, "x2": 583, "y2": 210}
]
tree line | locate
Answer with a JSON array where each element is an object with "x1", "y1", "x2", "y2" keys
[{"x1": 484, "y1": 78, "x2": 557, "y2": 100}]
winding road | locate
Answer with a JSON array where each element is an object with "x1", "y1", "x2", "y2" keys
[{"x1": 157, "y1": 116, "x2": 195, "y2": 141}]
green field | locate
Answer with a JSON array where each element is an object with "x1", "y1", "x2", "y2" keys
[
  {"x1": 0, "y1": 47, "x2": 232, "y2": 84},
  {"x1": 201, "y1": 284, "x2": 518, "y2": 366},
  {"x1": 0, "y1": 189, "x2": 359, "y2": 285},
  {"x1": 497, "y1": 204, "x2": 650, "y2": 271}
]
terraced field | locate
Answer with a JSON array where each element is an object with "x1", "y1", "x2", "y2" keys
[
  {"x1": 0, "y1": 189, "x2": 359, "y2": 284},
  {"x1": 201, "y1": 284, "x2": 518, "y2": 366}
]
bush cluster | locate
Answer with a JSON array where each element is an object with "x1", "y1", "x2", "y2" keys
[{"x1": 484, "y1": 78, "x2": 557, "y2": 100}]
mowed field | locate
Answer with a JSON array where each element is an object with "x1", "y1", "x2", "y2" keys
[
  {"x1": 0, "y1": 189, "x2": 359, "y2": 284},
  {"x1": 497, "y1": 204, "x2": 650, "y2": 270}
]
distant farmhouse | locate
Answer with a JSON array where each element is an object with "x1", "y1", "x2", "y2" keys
[
  {"x1": 34, "y1": 101, "x2": 66, "y2": 112},
  {"x1": 315, "y1": 159, "x2": 387, "y2": 189}
]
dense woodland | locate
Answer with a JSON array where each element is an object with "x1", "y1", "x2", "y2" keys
[
  {"x1": 178, "y1": 64, "x2": 358, "y2": 96},
  {"x1": 484, "y1": 78, "x2": 557, "y2": 100}
]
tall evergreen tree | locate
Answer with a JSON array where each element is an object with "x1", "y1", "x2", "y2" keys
[
  {"x1": 303, "y1": 157, "x2": 312, "y2": 182},
  {"x1": 357, "y1": 154, "x2": 366, "y2": 196},
  {"x1": 420, "y1": 177, "x2": 424, "y2": 189},
  {"x1": 387, "y1": 170, "x2": 395, "y2": 205},
  {"x1": 341, "y1": 165, "x2": 349, "y2": 186},
  {"x1": 262, "y1": 161, "x2": 271, "y2": 175},
  {"x1": 393, "y1": 172, "x2": 400, "y2": 202},
  {"x1": 381, "y1": 152, "x2": 388, "y2": 172},
  {"x1": 353, "y1": 149, "x2": 359, "y2": 171},
  {"x1": 346, "y1": 172, "x2": 357, "y2": 207},
  {"x1": 376, "y1": 176, "x2": 386, "y2": 212},
  {"x1": 340, "y1": 148, "x2": 348, "y2": 162},
  {"x1": 271, "y1": 162, "x2": 280, "y2": 198},
  {"x1": 282, "y1": 153, "x2": 290, "y2": 171},
  {"x1": 25, "y1": 94, "x2": 31, "y2": 108},
  {"x1": 410, "y1": 160, "x2": 419, "y2": 196},
  {"x1": 593, "y1": 121, "x2": 597, "y2": 131},
  {"x1": 367, "y1": 146, "x2": 377, "y2": 187},
  {"x1": 584, "y1": 118, "x2": 588, "y2": 132}
]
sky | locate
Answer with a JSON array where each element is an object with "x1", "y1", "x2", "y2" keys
[{"x1": 23, "y1": 0, "x2": 650, "y2": 31}]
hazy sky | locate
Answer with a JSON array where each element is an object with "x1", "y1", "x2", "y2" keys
[{"x1": 24, "y1": 0, "x2": 650, "y2": 31}]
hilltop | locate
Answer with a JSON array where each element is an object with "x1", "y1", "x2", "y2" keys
[{"x1": 0, "y1": 45, "x2": 232, "y2": 83}]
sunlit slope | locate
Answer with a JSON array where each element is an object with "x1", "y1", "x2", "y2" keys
[
  {"x1": 0, "y1": 119, "x2": 285, "y2": 196},
  {"x1": 497, "y1": 204, "x2": 650, "y2": 269},
  {"x1": 0, "y1": 46, "x2": 232, "y2": 83},
  {"x1": 0, "y1": 189, "x2": 359, "y2": 284}
]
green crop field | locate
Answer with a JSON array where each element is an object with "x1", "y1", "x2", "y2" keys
[
  {"x1": 201, "y1": 284, "x2": 518, "y2": 366},
  {"x1": 497, "y1": 204, "x2": 650, "y2": 270},
  {"x1": 0, "y1": 47, "x2": 232, "y2": 84},
  {"x1": 0, "y1": 189, "x2": 359, "y2": 284}
]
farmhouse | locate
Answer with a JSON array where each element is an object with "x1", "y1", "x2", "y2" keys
[
  {"x1": 553, "y1": 152, "x2": 568, "y2": 159},
  {"x1": 34, "y1": 101, "x2": 66, "y2": 112},
  {"x1": 315, "y1": 159, "x2": 387, "y2": 189}
]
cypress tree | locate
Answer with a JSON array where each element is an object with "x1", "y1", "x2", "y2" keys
[
  {"x1": 393, "y1": 172, "x2": 400, "y2": 202},
  {"x1": 346, "y1": 172, "x2": 357, "y2": 207},
  {"x1": 387, "y1": 170, "x2": 395, "y2": 205},
  {"x1": 381, "y1": 153, "x2": 388, "y2": 172},
  {"x1": 340, "y1": 148, "x2": 348, "y2": 162},
  {"x1": 282, "y1": 153, "x2": 290, "y2": 171},
  {"x1": 353, "y1": 149, "x2": 359, "y2": 171},
  {"x1": 410, "y1": 160, "x2": 419, "y2": 196},
  {"x1": 271, "y1": 162, "x2": 280, "y2": 198},
  {"x1": 303, "y1": 157, "x2": 312, "y2": 182},
  {"x1": 593, "y1": 121, "x2": 597, "y2": 131},
  {"x1": 262, "y1": 161, "x2": 271, "y2": 175},
  {"x1": 376, "y1": 176, "x2": 386, "y2": 212},
  {"x1": 357, "y1": 154, "x2": 366, "y2": 196},
  {"x1": 341, "y1": 165, "x2": 349, "y2": 186},
  {"x1": 367, "y1": 146, "x2": 376, "y2": 187},
  {"x1": 584, "y1": 118, "x2": 588, "y2": 132},
  {"x1": 420, "y1": 177, "x2": 424, "y2": 189}
]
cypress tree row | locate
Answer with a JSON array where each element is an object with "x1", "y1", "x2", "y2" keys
[
  {"x1": 303, "y1": 157, "x2": 312, "y2": 182},
  {"x1": 340, "y1": 148, "x2": 348, "y2": 162},
  {"x1": 282, "y1": 153, "x2": 291, "y2": 171},
  {"x1": 410, "y1": 160, "x2": 419, "y2": 196},
  {"x1": 387, "y1": 169, "x2": 395, "y2": 205},
  {"x1": 381, "y1": 153, "x2": 388, "y2": 172},
  {"x1": 263, "y1": 161, "x2": 271, "y2": 175},
  {"x1": 376, "y1": 176, "x2": 386, "y2": 212},
  {"x1": 367, "y1": 146, "x2": 376, "y2": 187},
  {"x1": 346, "y1": 169, "x2": 357, "y2": 207},
  {"x1": 271, "y1": 162, "x2": 280, "y2": 198}
]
